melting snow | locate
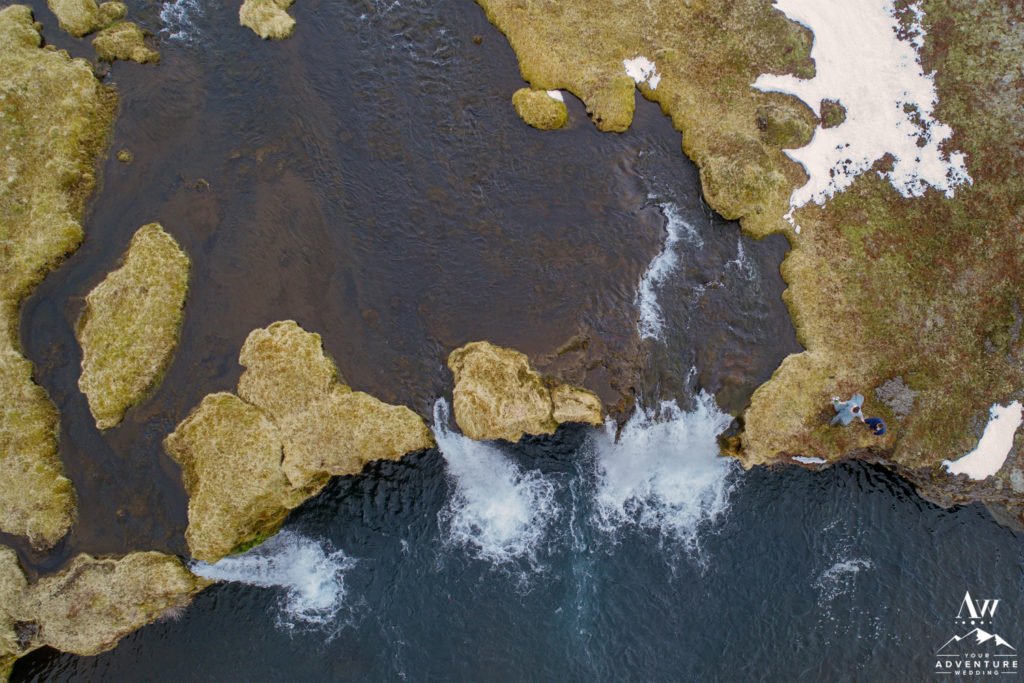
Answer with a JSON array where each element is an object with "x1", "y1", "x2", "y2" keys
[
  {"x1": 793, "y1": 456, "x2": 827, "y2": 465},
  {"x1": 753, "y1": 0, "x2": 971, "y2": 211},
  {"x1": 943, "y1": 402, "x2": 1023, "y2": 480},
  {"x1": 624, "y1": 56, "x2": 662, "y2": 90},
  {"x1": 546, "y1": 90, "x2": 564, "y2": 102}
]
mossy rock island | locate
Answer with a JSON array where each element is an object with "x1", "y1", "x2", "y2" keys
[
  {"x1": 0, "y1": 5, "x2": 116, "y2": 549},
  {"x1": 476, "y1": 0, "x2": 1024, "y2": 518},
  {"x1": 92, "y1": 21, "x2": 160, "y2": 64},
  {"x1": 448, "y1": 341, "x2": 603, "y2": 442},
  {"x1": 239, "y1": 0, "x2": 296, "y2": 40},
  {"x1": 166, "y1": 321, "x2": 434, "y2": 563},
  {"x1": 77, "y1": 223, "x2": 190, "y2": 430},
  {"x1": 46, "y1": 0, "x2": 124, "y2": 37},
  {"x1": 511, "y1": 88, "x2": 568, "y2": 130},
  {"x1": 1, "y1": 545, "x2": 208, "y2": 674}
]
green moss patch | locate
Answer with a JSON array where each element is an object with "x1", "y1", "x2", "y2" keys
[
  {"x1": 511, "y1": 88, "x2": 567, "y2": 130},
  {"x1": 239, "y1": 0, "x2": 296, "y2": 39},
  {"x1": 92, "y1": 22, "x2": 159, "y2": 64}
]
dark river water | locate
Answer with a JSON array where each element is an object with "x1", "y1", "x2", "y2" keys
[{"x1": 9, "y1": 0, "x2": 1024, "y2": 678}]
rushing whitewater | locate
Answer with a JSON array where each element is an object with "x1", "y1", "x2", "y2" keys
[
  {"x1": 191, "y1": 531, "x2": 354, "y2": 630},
  {"x1": 590, "y1": 391, "x2": 736, "y2": 551},
  {"x1": 433, "y1": 399, "x2": 560, "y2": 566},
  {"x1": 635, "y1": 203, "x2": 702, "y2": 341}
]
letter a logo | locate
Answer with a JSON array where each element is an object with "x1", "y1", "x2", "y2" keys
[{"x1": 957, "y1": 591, "x2": 999, "y2": 619}]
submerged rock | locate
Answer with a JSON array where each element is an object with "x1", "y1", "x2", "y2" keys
[
  {"x1": 167, "y1": 322, "x2": 433, "y2": 563},
  {"x1": 77, "y1": 224, "x2": 189, "y2": 430},
  {"x1": 92, "y1": 21, "x2": 159, "y2": 64},
  {"x1": 448, "y1": 341, "x2": 602, "y2": 442},
  {"x1": 164, "y1": 392, "x2": 302, "y2": 563},
  {"x1": 239, "y1": 0, "x2": 296, "y2": 39},
  {"x1": 0, "y1": 545, "x2": 207, "y2": 675},
  {"x1": 0, "y1": 5, "x2": 115, "y2": 549},
  {"x1": 511, "y1": 88, "x2": 567, "y2": 130}
]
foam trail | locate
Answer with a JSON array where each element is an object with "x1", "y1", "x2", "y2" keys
[
  {"x1": 591, "y1": 391, "x2": 735, "y2": 551},
  {"x1": 160, "y1": 0, "x2": 203, "y2": 43},
  {"x1": 636, "y1": 203, "x2": 701, "y2": 341},
  {"x1": 192, "y1": 531, "x2": 354, "y2": 629},
  {"x1": 433, "y1": 399, "x2": 559, "y2": 566}
]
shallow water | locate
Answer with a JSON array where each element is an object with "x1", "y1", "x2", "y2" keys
[{"x1": 9, "y1": 0, "x2": 1022, "y2": 678}]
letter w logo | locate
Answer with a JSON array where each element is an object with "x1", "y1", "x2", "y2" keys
[{"x1": 958, "y1": 591, "x2": 999, "y2": 619}]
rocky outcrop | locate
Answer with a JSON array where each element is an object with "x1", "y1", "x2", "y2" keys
[
  {"x1": 0, "y1": 5, "x2": 116, "y2": 549},
  {"x1": 0, "y1": 545, "x2": 207, "y2": 676},
  {"x1": 92, "y1": 22, "x2": 160, "y2": 64},
  {"x1": 511, "y1": 88, "x2": 567, "y2": 130},
  {"x1": 448, "y1": 341, "x2": 603, "y2": 442},
  {"x1": 77, "y1": 224, "x2": 190, "y2": 430},
  {"x1": 166, "y1": 322, "x2": 434, "y2": 563},
  {"x1": 239, "y1": 0, "x2": 296, "y2": 40}
]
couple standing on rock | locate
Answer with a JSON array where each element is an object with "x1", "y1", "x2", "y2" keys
[{"x1": 831, "y1": 394, "x2": 886, "y2": 435}]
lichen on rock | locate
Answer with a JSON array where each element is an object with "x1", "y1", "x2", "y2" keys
[
  {"x1": 511, "y1": 87, "x2": 567, "y2": 130},
  {"x1": 0, "y1": 4, "x2": 116, "y2": 549},
  {"x1": 77, "y1": 223, "x2": 190, "y2": 430},
  {"x1": 92, "y1": 21, "x2": 160, "y2": 64},
  {"x1": 0, "y1": 544, "x2": 207, "y2": 674},
  {"x1": 448, "y1": 341, "x2": 602, "y2": 442},
  {"x1": 167, "y1": 322, "x2": 434, "y2": 563},
  {"x1": 239, "y1": 0, "x2": 296, "y2": 40}
]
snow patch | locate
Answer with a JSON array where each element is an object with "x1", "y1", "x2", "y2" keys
[
  {"x1": 943, "y1": 401, "x2": 1023, "y2": 480},
  {"x1": 793, "y1": 456, "x2": 827, "y2": 465},
  {"x1": 546, "y1": 90, "x2": 564, "y2": 102},
  {"x1": 624, "y1": 56, "x2": 662, "y2": 90},
  {"x1": 752, "y1": 0, "x2": 971, "y2": 210}
]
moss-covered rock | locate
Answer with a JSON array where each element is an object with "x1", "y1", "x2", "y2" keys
[
  {"x1": 239, "y1": 0, "x2": 295, "y2": 40},
  {"x1": 92, "y1": 21, "x2": 159, "y2": 64},
  {"x1": 511, "y1": 87, "x2": 567, "y2": 130},
  {"x1": 0, "y1": 546, "x2": 27, "y2": 678},
  {"x1": 0, "y1": 5, "x2": 115, "y2": 549},
  {"x1": 17, "y1": 552, "x2": 207, "y2": 655},
  {"x1": 46, "y1": 0, "x2": 125, "y2": 37},
  {"x1": 0, "y1": 545, "x2": 208, "y2": 674},
  {"x1": 168, "y1": 322, "x2": 434, "y2": 562},
  {"x1": 819, "y1": 98, "x2": 846, "y2": 129},
  {"x1": 47, "y1": 0, "x2": 101, "y2": 37},
  {"x1": 447, "y1": 341, "x2": 602, "y2": 441},
  {"x1": 77, "y1": 224, "x2": 189, "y2": 430},
  {"x1": 278, "y1": 385, "x2": 435, "y2": 490},
  {"x1": 164, "y1": 392, "x2": 301, "y2": 563},
  {"x1": 237, "y1": 320, "x2": 338, "y2": 423},
  {"x1": 474, "y1": 0, "x2": 816, "y2": 235}
]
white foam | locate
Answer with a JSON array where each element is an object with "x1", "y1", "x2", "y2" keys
[
  {"x1": 546, "y1": 90, "x2": 564, "y2": 102},
  {"x1": 623, "y1": 56, "x2": 662, "y2": 90},
  {"x1": 590, "y1": 391, "x2": 736, "y2": 550},
  {"x1": 433, "y1": 399, "x2": 560, "y2": 566},
  {"x1": 635, "y1": 203, "x2": 701, "y2": 341},
  {"x1": 943, "y1": 401, "x2": 1023, "y2": 479},
  {"x1": 814, "y1": 557, "x2": 873, "y2": 602},
  {"x1": 159, "y1": 0, "x2": 203, "y2": 43},
  {"x1": 753, "y1": 0, "x2": 971, "y2": 210},
  {"x1": 191, "y1": 531, "x2": 354, "y2": 630}
]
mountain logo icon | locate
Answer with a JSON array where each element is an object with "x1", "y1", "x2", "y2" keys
[{"x1": 936, "y1": 628, "x2": 1016, "y2": 655}]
